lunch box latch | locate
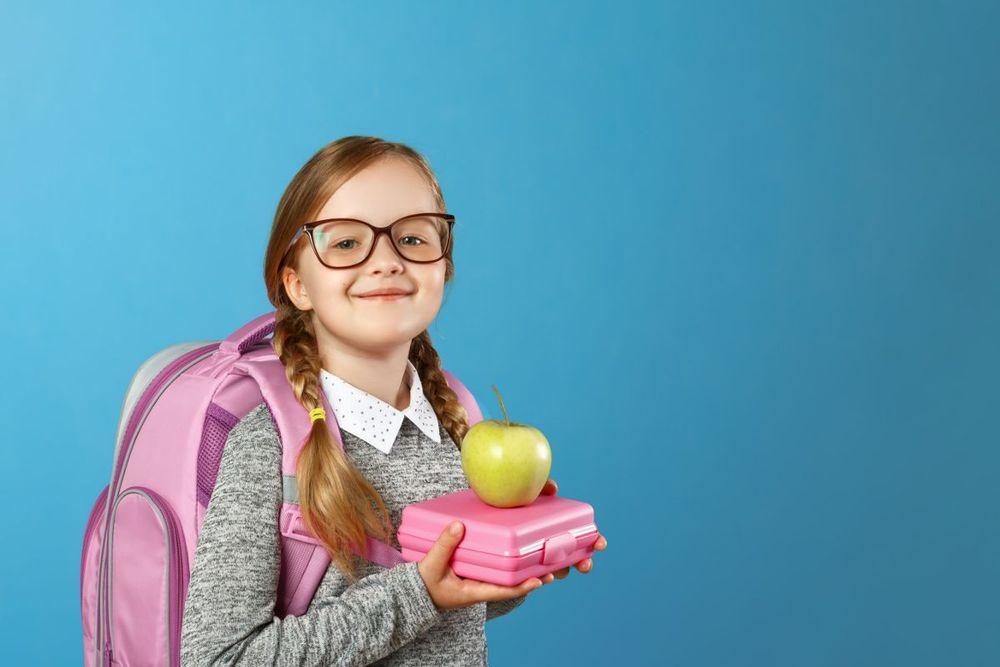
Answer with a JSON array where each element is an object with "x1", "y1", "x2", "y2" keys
[{"x1": 541, "y1": 531, "x2": 577, "y2": 565}]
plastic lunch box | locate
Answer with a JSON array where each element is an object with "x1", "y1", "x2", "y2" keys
[{"x1": 397, "y1": 488, "x2": 601, "y2": 586}]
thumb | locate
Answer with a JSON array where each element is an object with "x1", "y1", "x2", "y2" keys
[{"x1": 422, "y1": 521, "x2": 464, "y2": 574}]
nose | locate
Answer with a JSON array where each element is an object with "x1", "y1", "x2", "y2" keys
[{"x1": 364, "y1": 230, "x2": 404, "y2": 273}]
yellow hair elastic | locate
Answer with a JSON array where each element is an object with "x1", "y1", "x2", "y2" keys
[{"x1": 309, "y1": 407, "x2": 326, "y2": 423}]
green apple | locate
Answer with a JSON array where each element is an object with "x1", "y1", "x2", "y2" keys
[{"x1": 461, "y1": 384, "x2": 552, "y2": 508}]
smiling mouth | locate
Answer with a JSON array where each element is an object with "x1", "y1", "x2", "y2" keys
[{"x1": 356, "y1": 293, "x2": 412, "y2": 301}]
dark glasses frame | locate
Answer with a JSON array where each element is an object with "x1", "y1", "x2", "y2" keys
[{"x1": 283, "y1": 212, "x2": 456, "y2": 270}]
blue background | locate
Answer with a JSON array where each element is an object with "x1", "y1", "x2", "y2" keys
[{"x1": 2, "y1": 1, "x2": 998, "y2": 665}]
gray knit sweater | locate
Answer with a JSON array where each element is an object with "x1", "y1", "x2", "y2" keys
[{"x1": 180, "y1": 402, "x2": 526, "y2": 666}]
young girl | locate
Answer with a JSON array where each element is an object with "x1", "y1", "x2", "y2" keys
[{"x1": 179, "y1": 135, "x2": 607, "y2": 665}]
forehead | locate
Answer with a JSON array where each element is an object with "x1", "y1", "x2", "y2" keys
[{"x1": 314, "y1": 157, "x2": 439, "y2": 226}]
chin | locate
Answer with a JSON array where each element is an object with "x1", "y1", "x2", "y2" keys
[{"x1": 358, "y1": 322, "x2": 425, "y2": 343}]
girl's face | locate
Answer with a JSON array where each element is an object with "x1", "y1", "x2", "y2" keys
[{"x1": 281, "y1": 157, "x2": 447, "y2": 355}]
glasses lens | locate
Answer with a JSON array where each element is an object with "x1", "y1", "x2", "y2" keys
[
  {"x1": 312, "y1": 221, "x2": 374, "y2": 267},
  {"x1": 311, "y1": 216, "x2": 450, "y2": 267},
  {"x1": 392, "y1": 215, "x2": 449, "y2": 261}
]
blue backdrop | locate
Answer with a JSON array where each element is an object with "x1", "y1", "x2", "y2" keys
[{"x1": 1, "y1": 1, "x2": 997, "y2": 665}]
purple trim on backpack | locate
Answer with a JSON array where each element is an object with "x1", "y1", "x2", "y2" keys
[{"x1": 196, "y1": 402, "x2": 241, "y2": 508}]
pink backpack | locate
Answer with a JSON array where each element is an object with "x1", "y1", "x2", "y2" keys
[{"x1": 79, "y1": 310, "x2": 485, "y2": 667}]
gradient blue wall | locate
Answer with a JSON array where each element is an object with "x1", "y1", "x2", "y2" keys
[{"x1": 1, "y1": 1, "x2": 997, "y2": 665}]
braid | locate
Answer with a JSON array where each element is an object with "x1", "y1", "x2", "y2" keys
[
  {"x1": 409, "y1": 330, "x2": 470, "y2": 449},
  {"x1": 271, "y1": 302, "x2": 395, "y2": 583},
  {"x1": 272, "y1": 304, "x2": 325, "y2": 412}
]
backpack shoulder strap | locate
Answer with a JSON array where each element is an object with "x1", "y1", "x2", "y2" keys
[{"x1": 442, "y1": 369, "x2": 484, "y2": 428}]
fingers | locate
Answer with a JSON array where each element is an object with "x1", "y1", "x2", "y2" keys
[
  {"x1": 463, "y1": 576, "x2": 544, "y2": 602},
  {"x1": 422, "y1": 521, "x2": 464, "y2": 576},
  {"x1": 541, "y1": 478, "x2": 558, "y2": 495},
  {"x1": 549, "y1": 559, "x2": 588, "y2": 580}
]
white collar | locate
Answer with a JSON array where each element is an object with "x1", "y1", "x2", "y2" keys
[{"x1": 319, "y1": 360, "x2": 442, "y2": 454}]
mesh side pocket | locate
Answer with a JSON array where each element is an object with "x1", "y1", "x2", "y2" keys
[{"x1": 196, "y1": 402, "x2": 240, "y2": 507}]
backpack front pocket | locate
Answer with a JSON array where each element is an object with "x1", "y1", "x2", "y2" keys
[{"x1": 105, "y1": 486, "x2": 189, "y2": 666}]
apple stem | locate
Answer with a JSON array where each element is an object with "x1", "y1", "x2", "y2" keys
[{"x1": 491, "y1": 384, "x2": 510, "y2": 426}]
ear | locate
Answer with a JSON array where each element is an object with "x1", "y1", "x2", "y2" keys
[{"x1": 282, "y1": 265, "x2": 313, "y2": 311}]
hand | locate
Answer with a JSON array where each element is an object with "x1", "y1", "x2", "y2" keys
[
  {"x1": 417, "y1": 521, "x2": 546, "y2": 611},
  {"x1": 536, "y1": 478, "x2": 608, "y2": 583}
]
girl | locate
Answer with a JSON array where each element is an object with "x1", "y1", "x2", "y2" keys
[{"x1": 180, "y1": 136, "x2": 607, "y2": 665}]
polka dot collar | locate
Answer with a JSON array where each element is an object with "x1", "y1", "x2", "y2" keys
[{"x1": 318, "y1": 360, "x2": 441, "y2": 454}]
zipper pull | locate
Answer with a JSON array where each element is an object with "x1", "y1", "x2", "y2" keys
[{"x1": 104, "y1": 641, "x2": 113, "y2": 665}]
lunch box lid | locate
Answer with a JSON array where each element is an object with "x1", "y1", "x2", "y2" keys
[{"x1": 397, "y1": 488, "x2": 598, "y2": 558}]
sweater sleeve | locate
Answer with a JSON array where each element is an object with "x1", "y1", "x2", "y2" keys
[
  {"x1": 485, "y1": 594, "x2": 527, "y2": 621},
  {"x1": 180, "y1": 406, "x2": 443, "y2": 667}
]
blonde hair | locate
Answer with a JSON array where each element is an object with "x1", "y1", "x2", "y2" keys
[{"x1": 262, "y1": 136, "x2": 470, "y2": 582}]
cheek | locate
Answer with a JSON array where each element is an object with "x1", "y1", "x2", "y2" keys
[
  {"x1": 308, "y1": 277, "x2": 355, "y2": 319},
  {"x1": 422, "y1": 264, "x2": 447, "y2": 295},
  {"x1": 314, "y1": 276, "x2": 353, "y2": 303},
  {"x1": 414, "y1": 266, "x2": 446, "y2": 310},
  {"x1": 426, "y1": 272, "x2": 445, "y2": 297}
]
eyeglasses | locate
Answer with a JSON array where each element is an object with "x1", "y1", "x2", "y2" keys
[{"x1": 284, "y1": 212, "x2": 456, "y2": 269}]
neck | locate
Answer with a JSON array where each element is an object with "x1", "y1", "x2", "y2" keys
[{"x1": 313, "y1": 326, "x2": 413, "y2": 411}]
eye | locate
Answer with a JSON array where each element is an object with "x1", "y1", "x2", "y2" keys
[
  {"x1": 399, "y1": 236, "x2": 425, "y2": 246},
  {"x1": 335, "y1": 239, "x2": 359, "y2": 249}
]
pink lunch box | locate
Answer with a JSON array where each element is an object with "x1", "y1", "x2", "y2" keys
[{"x1": 397, "y1": 488, "x2": 601, "y2": 586}]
